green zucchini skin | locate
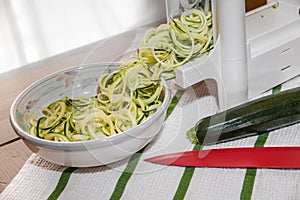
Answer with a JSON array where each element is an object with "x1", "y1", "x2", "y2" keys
[{"x1": 195, "y1": 86, "x2": 300, "y2": 145}]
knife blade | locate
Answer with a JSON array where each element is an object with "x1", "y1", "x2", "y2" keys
[{"x1": 144, "y1": 147, "x2": 300, "y2": 169}]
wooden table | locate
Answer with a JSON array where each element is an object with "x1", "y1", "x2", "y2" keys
[{"x1": 0, "y1": 29, "x2": 148, "y2": 192}]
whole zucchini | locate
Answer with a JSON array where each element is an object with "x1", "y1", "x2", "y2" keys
[{"x1": 189, "y1": 86, "x2": 300, "y2": 145}]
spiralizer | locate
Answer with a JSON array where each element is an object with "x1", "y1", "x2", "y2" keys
[{"x1": 166, "y1": 0, "x2": 300, "y2": 110}]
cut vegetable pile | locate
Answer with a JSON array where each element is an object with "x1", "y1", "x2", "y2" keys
[{"x1": 29, "y1": 7, "x2": 213, "y2": 142}]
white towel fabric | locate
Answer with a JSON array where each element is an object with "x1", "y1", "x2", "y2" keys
[{"x1": 2, "y1": 77, "x2": 300, "y2": 200}]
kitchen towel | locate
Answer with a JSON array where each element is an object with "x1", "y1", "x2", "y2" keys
[{"x1": 2, "y1": 77, "x2": 300, "y2": 200}]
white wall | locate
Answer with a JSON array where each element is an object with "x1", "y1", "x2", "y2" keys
[
  {"x1": 0, "y1": 0, "x2": 166, "y2": 74},
  {"x1": 0, "y1": 0, "x2": 24, "y2": 73}
]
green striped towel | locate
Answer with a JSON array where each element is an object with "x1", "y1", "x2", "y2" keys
[{"x1": 2, "y1": 78, "x2": 300, "y2": 200}]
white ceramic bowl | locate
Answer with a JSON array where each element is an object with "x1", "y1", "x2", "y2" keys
[{"x1": 10, "y1": 63, "x2": 171, "y2": 167}]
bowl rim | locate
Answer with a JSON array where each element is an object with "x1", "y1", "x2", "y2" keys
[{"x1": 10, "y1": 62, "x2": 171, "y2": 151}]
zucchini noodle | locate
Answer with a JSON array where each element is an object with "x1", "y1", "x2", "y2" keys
[
  {"x1": 29, "y1": 7, "x2": 213, "y2": 142},
  {"x1": 138, "y1": 7, "x2": 213, "y2": 79}
]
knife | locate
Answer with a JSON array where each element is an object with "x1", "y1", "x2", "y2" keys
[{"x1": 144, "y1": 147, "x2": 300, "y2": 169}]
